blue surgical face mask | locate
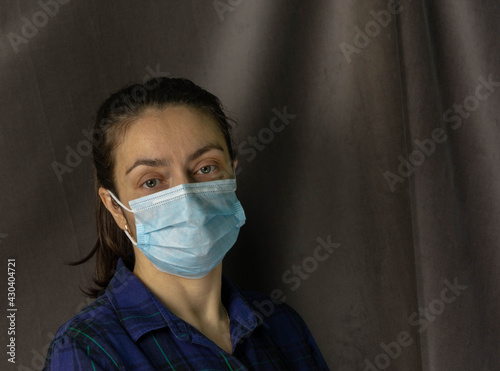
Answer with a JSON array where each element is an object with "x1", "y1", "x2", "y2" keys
[{"x1": 108, "y1": 178, "x2": 246, "y2": 279}]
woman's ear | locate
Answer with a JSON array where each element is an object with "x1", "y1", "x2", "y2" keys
[
  {"x1": 98, "y1": 187, "x2": 128, "y2": 230},
  {"x1": 232, "y1": 158, "x2": 238, "y2": 172}
]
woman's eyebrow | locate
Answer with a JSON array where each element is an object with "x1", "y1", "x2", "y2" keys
[
  {"x1": 188, "y1": 143, "x2": 225, "y2": 162},
  {"x1": 125, "y1": 158, "x2": 169, "y2": 175},
  {"x1": 125, "y1": 144, "x2": 225, "y2": 175}
]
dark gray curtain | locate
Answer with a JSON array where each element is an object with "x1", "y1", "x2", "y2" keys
[{"x1": 1, "y1": 1, "x2": 499, "y2": 370}]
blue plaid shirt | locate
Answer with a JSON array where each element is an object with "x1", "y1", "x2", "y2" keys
[{"x1": 44, "y1": 259, "x2": 329, "y2": 370}]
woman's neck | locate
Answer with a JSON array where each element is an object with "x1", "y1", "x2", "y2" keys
[{"x1": 132, "y1": 251, "x2": 231, "y2": 353}]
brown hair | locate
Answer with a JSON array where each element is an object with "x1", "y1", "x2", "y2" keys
[{"x1": 73, "y1": 77, "x2": 236, "y2": 297}]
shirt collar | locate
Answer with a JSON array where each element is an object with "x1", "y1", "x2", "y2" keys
[{"x1": 105, "y1": 258, "x2": 260, "y2": 343}]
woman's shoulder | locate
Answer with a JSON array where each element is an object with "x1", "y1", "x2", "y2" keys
[
  {"x1": 55, "y1": 295, "x2": 117, "y2": 333},
  {"x1": 238, "y1": 287, "x2": 308, "y2": 330},
  {"x1": 235, "y1": 287, "x2": 329, "y2": 369},
  {"x1": 49, "y1": 260, "x2": 141, "y2": 346},
  {"x1": 44, "y1": 295, "x2": 126, "y2": 370},
  {"x1": 49, "y1": 295, "x2": 122, "y2": 352}
]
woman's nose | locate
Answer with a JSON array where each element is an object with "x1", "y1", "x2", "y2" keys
[{"x1": 170, "y1": 170, "x2": 195, "y2": 188}]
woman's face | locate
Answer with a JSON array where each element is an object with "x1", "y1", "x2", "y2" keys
[{"x1": 100, "y1": 105, "x2": 236, "y2": 240}]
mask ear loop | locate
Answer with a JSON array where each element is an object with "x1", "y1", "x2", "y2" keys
[
  {"x1": 123, "y1": 224, "x2": 137, "y2": 246},
  {"x1": 231, "y1": 164, "x2": 237, "y2": 191},
  {"x1": 108, "y1": 190, "x2": 138, "y2": 246},
  {"x1": 108, "y1": 190, "x2": 133, "y2": 212}
]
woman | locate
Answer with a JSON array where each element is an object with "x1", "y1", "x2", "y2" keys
[{"x1": 44, "y1": 77, "x2": 329, "y2": 370}]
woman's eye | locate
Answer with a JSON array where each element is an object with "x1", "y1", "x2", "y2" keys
[
  {"x1": 142, "y1": 179, "x2": 159, "y2": 188},
  {"x1": 196, "y1": 165, "x2": 216, "y2": 175}
]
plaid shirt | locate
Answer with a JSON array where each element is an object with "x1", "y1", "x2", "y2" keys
[{"x1": 44, "y1": 259, "x2": 329, "y2": 370}]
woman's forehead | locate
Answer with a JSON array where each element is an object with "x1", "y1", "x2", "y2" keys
[{"x1": 114, "y1": 106, "x2": 229, "y2": 167}]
